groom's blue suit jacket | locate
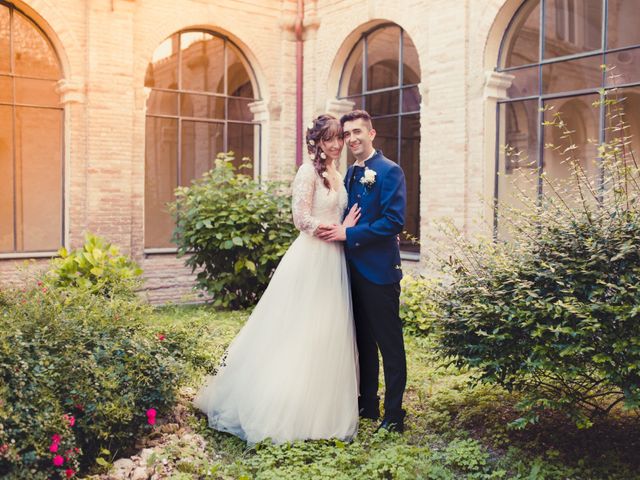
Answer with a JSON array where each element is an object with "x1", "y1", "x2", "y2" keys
[{"x1": 344, "y1": 150, "x2": 406, "y2": 285}]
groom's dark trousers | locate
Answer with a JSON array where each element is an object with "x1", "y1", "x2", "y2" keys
[
  {"x1": 350, "y1": 266, "x2": 406, "y2": 421},
  {"x1": 344, "y1": 150, "x2": 408, "y2": 423}
]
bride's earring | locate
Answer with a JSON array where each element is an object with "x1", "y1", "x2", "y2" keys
[{"x1": 319, "y1": 151, "x2": 327, "y2": 160}]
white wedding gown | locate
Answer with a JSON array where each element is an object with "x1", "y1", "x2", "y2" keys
[{"x1": 193, "y1": 163, "x2": 359, "y2": 444}]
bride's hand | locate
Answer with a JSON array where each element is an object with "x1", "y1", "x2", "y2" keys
[{"x1": 342, "y1": 204, "x2": 361, "y2": 228}]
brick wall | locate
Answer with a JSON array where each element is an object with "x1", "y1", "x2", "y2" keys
[{"x1": 0, "y1": 0, "x2": 518, "y2": 302}]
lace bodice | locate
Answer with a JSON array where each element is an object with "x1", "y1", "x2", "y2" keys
[{"x1": 291, "y1": 163, "x2": 348, "y2": 235}]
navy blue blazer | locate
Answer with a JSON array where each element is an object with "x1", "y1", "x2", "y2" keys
[{"x1": 344, "y1": 150, "x2": 406, "y2": 285}]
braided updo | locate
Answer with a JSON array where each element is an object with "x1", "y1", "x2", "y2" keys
[{"x1": 305, "y1": 114, "x2": 342, "y2": 190}]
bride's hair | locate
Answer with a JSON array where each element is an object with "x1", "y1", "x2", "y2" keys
[{"x1": 305, "y1": 114, "x2": 342, "y2": 190}]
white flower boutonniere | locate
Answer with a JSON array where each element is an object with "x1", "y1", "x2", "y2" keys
[{"x1": 359, "y1": 167, "x2": 377, "y2": 189}]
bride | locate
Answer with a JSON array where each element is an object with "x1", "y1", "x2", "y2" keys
[{"x1": 194, "y1": 114, "x2": 361, "y2": 444}]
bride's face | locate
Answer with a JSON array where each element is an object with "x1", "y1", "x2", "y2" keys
[{"x1": 320, "y1": 134, "x2": 344, "y2": 163}]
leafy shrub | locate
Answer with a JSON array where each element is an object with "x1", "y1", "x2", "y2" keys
[
  {"x1": 400, "y1": 275, "x2": 438, "y2": 336},
  {"x1": 171, "y1": 152, "x2": 298, "y2": 309},
  {"x1": 432, "y1": 95, "x2": 640, "y2": 427},
  {"x1": 46, "y1": 233, "x2": 143, "y2": 298},
  {"x1": 0, "y1": 276, "x2": 181, "y2": 477}
]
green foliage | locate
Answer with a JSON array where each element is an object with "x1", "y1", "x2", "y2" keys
[
  {"x1": 0, "y1": 277, "x2": 181, "y2": 477},
  {"x1": 97, "y1": 305, "x2": 640, "y2": 480},
  {"x1": 143, "y1": 305, "x2": 246, "y2": 387},
  {"x1": 441, "y1": 438, "x2": 490, "y2": 474},
  {"x1": 210, "y1": 429, "x2": 434, "y2": 480},
  {"x1": 170, "y1": 152, "x2": 298, "y2": 309},
  {"x1": 400, "y1": 275, "x2": 438, "y2": 336},
  {"x1": 432, "y1": 94, "x2": 640, "y2": 427},
  {"x1": 47, "y1": 233, "x2": 143, "y2": 298}
]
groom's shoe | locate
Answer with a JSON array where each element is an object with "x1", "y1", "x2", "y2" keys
[
  {"x1": 375, "y1": 417, "x2": 405, "y2": 434},
  {"x1": 358, "y1": 407, "x2": 380, "y2": 420}
]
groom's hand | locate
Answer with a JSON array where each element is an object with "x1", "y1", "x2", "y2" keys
[
  {"x1": 315, "y1": 224, "x2": 333, "y2": 241},
  {"x1": 316, "y1": 224, "x2": 347, "y2": 242}
]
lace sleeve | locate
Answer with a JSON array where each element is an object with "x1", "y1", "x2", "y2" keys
[{"x1": 291, "y1": 163, "x2": 321, "y2": 235}]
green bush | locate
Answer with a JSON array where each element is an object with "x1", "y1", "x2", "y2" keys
[
  {"x1": 0, "y1": 237, "x2": 184, "y2": 478},
  {"x1": 170, "y1": 152, "x2": 298, "y2": 309},
  {"x1": 432, "y1": 95, "x2": 640, "y2": 428},
  {"x1": 400, "y1": 275, "x2": 438, "y2": 337},
  {"x1": 46, "y1": 233, "x2": 143, "y2": 298}
]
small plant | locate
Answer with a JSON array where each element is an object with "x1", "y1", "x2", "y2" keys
[
  {"x1": 170, "y1": 152, "x2": 298, "y2": 309},
  {"x1": 442, "y1": 438, "x2": 490, "y2": 474},
  {"x1": 47, "y1": 233, "x2": 143, "y2": 298}
]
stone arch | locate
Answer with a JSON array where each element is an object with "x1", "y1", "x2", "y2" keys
[
  {"x1": 136, "y1": 20, "x2": 268, "y2": 105},
  {"x1": 325, "y1": 18, "x2": 425, "y2": 105},
  {"x1": 8, "y1": 0, "x2": 83, "y2": 79},
  {"x1": 482, "y1": 0, "x2": 525, "y2": 71}
]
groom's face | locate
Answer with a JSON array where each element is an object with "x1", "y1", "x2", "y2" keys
[{"x1": 342, "y1": 118, "x2": 376, "y2": 159}]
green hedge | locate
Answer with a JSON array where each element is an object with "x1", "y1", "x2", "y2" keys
[{"x1": 0, "y1": 238, "x2": 183, "y2": 478}]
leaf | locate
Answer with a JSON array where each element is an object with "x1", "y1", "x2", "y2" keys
[{"x1": 91, "y1": 267, "x2": 104, "y2": 277}]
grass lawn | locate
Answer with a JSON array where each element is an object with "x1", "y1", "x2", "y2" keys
[{"x1": 129, "y1": 305, "x2": 640, "y2": 480}]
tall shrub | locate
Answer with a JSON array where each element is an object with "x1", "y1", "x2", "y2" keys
[
  {"x1": 433, "y1": 92, "x2": 640, "y2": 428},
  {"x1": 170, "y1": 152, "x2": 298, "y2": 308}
]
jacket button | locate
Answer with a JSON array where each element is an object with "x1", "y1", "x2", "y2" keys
[
  {"x1": 357, "y1": 194, "x2": 361, "y2": 199},
  {"x1": 355, "y1": 242, "x2": 360, "y2": 247}
]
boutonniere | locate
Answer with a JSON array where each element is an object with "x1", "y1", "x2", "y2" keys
[{"x1": 359, "y1": 167, "x2": 377, "y2": 190}]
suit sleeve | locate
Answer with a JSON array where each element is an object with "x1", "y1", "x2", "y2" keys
[{"x1": 345, "y1": 164, "x2": 406, "y2": 249}]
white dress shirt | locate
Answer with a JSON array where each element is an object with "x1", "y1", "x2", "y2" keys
[{"x1": 353, "y1": 149, "x2": 377, "y2": 168}]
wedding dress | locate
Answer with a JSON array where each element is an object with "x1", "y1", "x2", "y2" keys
[{"x1": 193, "y1": 163, "x2": 359, "y2": 444}]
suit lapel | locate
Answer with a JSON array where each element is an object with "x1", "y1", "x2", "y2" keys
[{"x1": 346, "y1": 165, "x2": 356, "y2": 195}]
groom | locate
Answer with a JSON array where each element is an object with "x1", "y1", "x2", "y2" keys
[{"x1": 317, "y1": 109, "x2": 407, "y2": 433}]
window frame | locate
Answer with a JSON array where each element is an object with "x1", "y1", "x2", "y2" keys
[
  {"x1": 0, "y1": 0, "x2": 65, "y2": 257},
  {"x1": 144, "y1": 29, "x2": 262, "y2": 253},
  {"x1": 494, "y1": 0, "x2": 640, "y2": 237}
]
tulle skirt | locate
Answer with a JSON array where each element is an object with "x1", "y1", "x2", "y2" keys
[{"x1": 193, "y1": 232, "x2": 359, "y2": 444}]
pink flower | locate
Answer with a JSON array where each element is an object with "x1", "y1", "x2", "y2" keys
[
  {"x1": 49, "y1": 443, "x2": 59, "y2": 453},
  {"x1": 53, "y1": 455, "x2": 64, "y2": 467},
  {"x1": 63, "y1": 414, "x2": 76, "y2": 427},
  {"x1": 65, "y1": 468, "x2": 75, "y2": 478},
  {"x1": 146, "y1": 408, "x2": 157, "y2": 425},
  {"x1": 156, "y1": 333, "x2": 166, "y2": 341},
  {"x1": 51, "y1": 434, "x2": 61, "y2": 444}
]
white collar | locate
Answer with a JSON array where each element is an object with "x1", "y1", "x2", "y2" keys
[{"x1": 353, "y1": 149, "x2": 376, "y2": 168}]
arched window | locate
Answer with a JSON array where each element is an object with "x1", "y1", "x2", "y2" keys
[
  {"x1": 339, "y1": 24, "x2": 421, "y2": 254},
  {"x1": 144, "y1": 30, "x2": 261, "y2": 250},
  {"x1": 0, "y1": 1, "x2": 63, "y2": 254},
  {"x1": 495, "y1": 0, "x2": 640, "y2": 236}
]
